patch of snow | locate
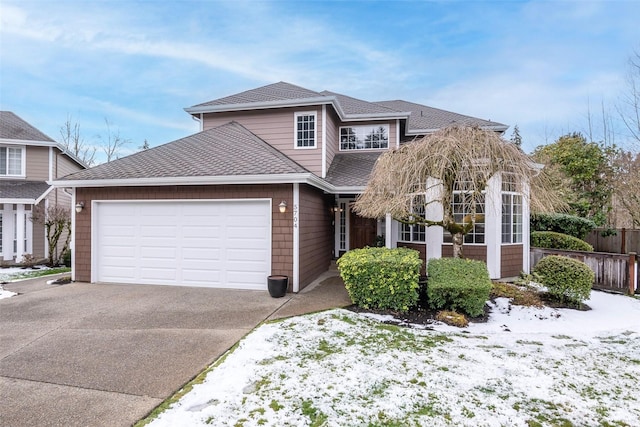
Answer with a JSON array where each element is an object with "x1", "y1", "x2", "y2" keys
[
  {"x1": 148, "y1": 291, "x2": 640, "y2": 426},
  {"x1": 0, "y1": 286, "x2": 17, "y2": 299}
]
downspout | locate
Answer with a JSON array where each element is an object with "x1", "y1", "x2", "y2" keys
[
  {"x1": 191, "y1": 113, "x2": 203, "y2": 132},
  {"x1": 321, "y1": 105, "x2": 327, "y2": 178}
]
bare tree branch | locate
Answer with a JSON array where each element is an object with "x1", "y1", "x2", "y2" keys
[
  {"x1": 99, "y1": 118, "x2": 131, "y2": 162},
  {"x1": 354, "y1": 125, "x2": 566, "y2": 257},
  {"x1": 59, "y1": 114, "x2": 96, "y2": 166}
]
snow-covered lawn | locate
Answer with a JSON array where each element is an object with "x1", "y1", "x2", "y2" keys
[
  {"x1": 0, "y1": 266, "x2": 70, "y2": 299},
  {"x1": 148, "y1": 291, "x2": 640, "y2": 427}
]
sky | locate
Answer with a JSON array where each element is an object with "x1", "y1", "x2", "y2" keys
[{"x1": 1, "y1": 0, "x2": 639, "y2": 164}]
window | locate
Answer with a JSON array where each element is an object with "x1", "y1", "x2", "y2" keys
[
  {"x1": 295, "y1": 112, "x2": 316, "y2": 148},
  {"x1": 340, "y1": 125, "x2": 389, "y2": 150},
  {"x1": 399, "y1": 195, "x2": 426, "y2": 242},
  {"x1": 0, "y1": 146, "x2": 24, "y2": 176},
  {"x1": 443, "y1": 192, "x2": 485, "y2": 244},
  {"x1": 502, "y1": 174, "x2": 523, "y2": 243}
]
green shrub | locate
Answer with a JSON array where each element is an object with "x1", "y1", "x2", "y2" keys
[
  {"x1": 531, "y1": 213, "x2": 596, "y2": 239},
  {"x1": 426, "y1": 257, "x2": 492, "y2": 317},
  {"x1": 62, "y1": 250, "x2": 72, "y2": 267},
  {"x1": 531, "y1": 231, "x2": 594, "y2": 251},
  {"x1": 337, "y1": 247, "x2": 421, "y2": 311},
  {"x1": 533, "y1": 255, "x2": 594, "y2": 304}
]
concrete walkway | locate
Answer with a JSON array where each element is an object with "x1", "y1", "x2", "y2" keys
[{"x1": 0, "y1": 273, "x2": 350, "y2": 427}]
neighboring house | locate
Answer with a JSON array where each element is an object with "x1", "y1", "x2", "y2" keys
[
  {"x1": 0, "y1": 111, "x2": 86, "y2": 264},
  {"x1": 54, "y1": 82, "x2": 527, "y2": 292}
]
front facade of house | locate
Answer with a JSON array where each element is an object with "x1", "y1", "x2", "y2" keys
[
  {"x1": 56, "y1": 82, "x2": 529, "y2": 292},
  {"x1": 0, "y1": 112, "x2": 85, "y2": 264}
]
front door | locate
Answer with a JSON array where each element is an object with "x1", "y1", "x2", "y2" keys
[{"x1": 349, "y1": 208, "x2": 377, "y2": 250}]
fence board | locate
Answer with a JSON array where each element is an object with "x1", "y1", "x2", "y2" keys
[
  {"x1": 530, "y1": 248, "x2": 638, "y2": 294},
  {"x1": 585, "y1": 228, "x2": 640, "y2": 254}
]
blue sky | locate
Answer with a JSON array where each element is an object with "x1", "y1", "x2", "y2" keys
[{"x1": 1, "y1": 0, "x2": 639, "y2": 163}]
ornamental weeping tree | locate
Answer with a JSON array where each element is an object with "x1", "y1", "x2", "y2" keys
[{"x1": 354, "y1": 125, "x2": 565, "y2": 258}]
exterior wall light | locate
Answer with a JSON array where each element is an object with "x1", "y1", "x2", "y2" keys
[
  {"x1": 75, "y1": 202, "x2": 85, "y2": 213},
  {"x1": 278, "y1": 201, "x2": 287, "y2": 213}
]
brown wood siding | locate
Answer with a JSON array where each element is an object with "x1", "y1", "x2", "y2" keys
[
  {"x1": 25, "y1": 146, "x2": 49, "y2": 180},
  {"x1": 298, "y1": 184, "x2": 333, "y2": 289},
  {"x1": 397, "y1": 242, "x2": 427, "y2": 275},
  {"x1": 442, "y1": 245, "x2": 488, "y2": 263},
  {"x1": 74, "y1": 184, "x2": 293, "y2": 284},
  {"x1": 202, "y1": 107, "x2": 323, "y2": 176},
  {"x1": 501, "y1": 245, "x2": 524, "y2": 278}
]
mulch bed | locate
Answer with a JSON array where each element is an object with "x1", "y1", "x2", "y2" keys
[{"x1": 345, "y1": 286, "x2": 590, "y2": 329}]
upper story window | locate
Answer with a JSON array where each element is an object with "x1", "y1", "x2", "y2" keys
[
  {"x1": 340, "y1": 125, "x2": 389, "y2": 150},
  {"x1": 0, "y1": 146, "x2": 24, "y2": 177},
  {"x1": 294, "y1": 112, "x2": 316, "y2": 149}
]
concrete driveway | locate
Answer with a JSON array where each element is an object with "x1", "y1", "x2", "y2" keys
[{"x1": 0, "y1": 275, "x2": 349, "y2": 427}]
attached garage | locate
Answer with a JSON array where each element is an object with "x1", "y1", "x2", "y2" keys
[{"x1": 93, "y1": 199, "x2": 271, "y2": 290}]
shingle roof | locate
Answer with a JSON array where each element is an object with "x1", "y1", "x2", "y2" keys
[
  {"x1": 193, "y1": 82, "x2": 324, "y2": 108},
  {"x1": 60, "y1": 121, "x2": 309, "y2": 181},
  {"x1": 0, "y1": 111, "x2": 55, "y2": 142},
  {"x1": 375, "y1": 100, "x2": 507, "y2": 133},
  {"x1": 0, "y1": 180, "x2": 51, "y2": 201},
  {"x1": 320, "y1": 91, "x2": 403, "y2": 116},
  {"x1": 325, "y1": 152, "x2": 383, "y2": 187}
]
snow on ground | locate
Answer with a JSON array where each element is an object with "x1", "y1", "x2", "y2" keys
[
  {"x1": 147, "y1": 291, "x2": 640, "y2": 426},
  {"x1": 0, "y1": 286, "x2": 17, "y2": 299}
]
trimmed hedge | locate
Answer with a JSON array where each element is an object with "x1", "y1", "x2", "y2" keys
[
  {"x1": 531, "y1": 231, "x2": 594, "y2": 251},
  {"x1": 533, "y1": 255, "x2": 594, "y2": 304},
  {"x1": 427, "y1": 257, "x2": 492, "y2": 317},
  {"x1": 337, "y1": 247, "x2": 421, "y2": 311},
  {"x1": 531, "y1": 213, "x2": 596, "y2": 239}
]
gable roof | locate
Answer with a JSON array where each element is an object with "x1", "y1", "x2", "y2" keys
[
  {"x1": 186, "y1": 82, "x2": 507, "y2": 133},
  {"x1": 59, "y1": 121, "x2": 309, "y2": 183},
  {"x1": 325, "y1": 152, "x2": 383, "y2": 188},
  {"x1": 0, "y1": 180, "x2": 52, "y2": 204},
  {"x1": 0, "y1": 111, "x2": 55, "y2": 142},
  {"x1": 375, "y1": 100, "x2": 507, "y2": 134}
]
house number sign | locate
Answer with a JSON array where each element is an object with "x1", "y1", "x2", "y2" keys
[{"x1": 293, "y1": 204, "x2": 299, "y2": 229}]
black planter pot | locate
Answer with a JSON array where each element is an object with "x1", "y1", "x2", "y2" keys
[{"x1": 267, "y1": 275, "x2": 288, "y2": 298}]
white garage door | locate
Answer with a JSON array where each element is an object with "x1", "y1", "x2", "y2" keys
[{"x1": 94, "y1": 200, "x2": 271, "y2": 290}]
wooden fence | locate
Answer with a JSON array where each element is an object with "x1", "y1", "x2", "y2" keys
[
  {"x1": 530, "y1": 248, "x2": 638, "y2": 295},
  {"x1": 585, "y1": 228, "x2": 640, "y2": 254}
]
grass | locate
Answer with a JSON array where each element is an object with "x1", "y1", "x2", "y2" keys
[
  {"x1": 0, "y1": 266, "x2": 70, "y2": 281},
  {"x1": 138, "y1": 306, "x2": 640, "y2": 426}
]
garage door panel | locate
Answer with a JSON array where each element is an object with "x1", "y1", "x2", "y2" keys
[{"x1": 95, "y1": 200, "x2": 271, "y2": 289}]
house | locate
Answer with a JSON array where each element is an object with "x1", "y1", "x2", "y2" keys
[
  {"x1": 0, "y1": 111, "x2": 85, "y2": 264},
  {"x1": 54, "y1": 82, "x2": 528, "y2": 292}
]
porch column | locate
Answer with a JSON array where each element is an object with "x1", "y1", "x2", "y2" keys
[
  {"x1": 425, "y1": 178, "x2": 443, "y2": 265},
  {"x1": 385, "y1": 213, "x2": 392, "y2": 248},
  {"x1": 2, "y1": 205, "x2": 13, "y2": 261},
  {"x1": 15, "y1": 204, "x2": 25, "y2": 262},
  {"x1": 522, "y1": 180, "x2": 531, "y2": 274},
  {"x1": 485, "y1": 174, "x2": 501, "y2": 279}
]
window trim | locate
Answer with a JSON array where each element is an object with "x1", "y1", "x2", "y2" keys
[
  {"x1": 443, "y1": 191, "x2": 486, "y2": 245},
  {"x1": 293, "y1": 111, "x2": 317, "y2": 149},
  {"x1": 398, "y1": 194, "x2": 426, "y2": 243},
  {"x1": 502, "y1": 192, "x2": 523, "y2": 244},
  {"x1": 0, "y1": 145, "x2": 26, "y2": 178},
  {"x1": 339, "y1": 124, "x2": 390, "y2": 151}
]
